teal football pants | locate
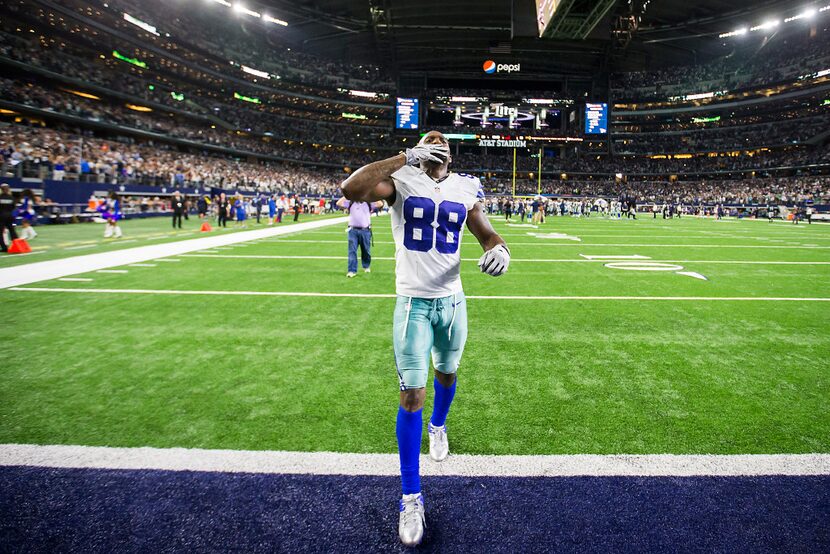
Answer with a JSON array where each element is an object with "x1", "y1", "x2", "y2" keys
[{"x1": 393, "y1": 293, "x2": 468, "y2": 390}]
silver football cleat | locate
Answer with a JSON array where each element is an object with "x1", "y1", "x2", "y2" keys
[
  {"x1": 398, "y1": 493, "x2": 425, "y2": 547},
  {"x1": 428, "y1": 422, "x2": 449, "y2": 462}
]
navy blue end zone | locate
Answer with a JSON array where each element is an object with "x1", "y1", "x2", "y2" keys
[{"x1": 1, "y1": 467, "x2": 828, "y2": 553}]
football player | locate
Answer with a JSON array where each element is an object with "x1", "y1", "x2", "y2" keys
[{"x1": 341, "y1": 131, "x2": 510, "y2": 547}]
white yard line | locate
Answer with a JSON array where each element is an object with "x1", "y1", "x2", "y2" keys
[
  {"x1": 0, "y1": 444, "x2": 827, "y2": 477},
  {"x1": 8, "y1": 288, "x2": 830, "y2": 301},
  {"x1": 265, "y1": 239, "x2": 830, "y2": 248},
  {"x1": 297, "y1": 230, "x2": 830, "y2": 240},
  {"x1": 0, "y1": 217, "x2": 348, "y2": 289},
  {"x1": 181, "y1": 254, "x2": 392, "y2": 261},
  {"x1": 179, "y1": 254, "x2": 830, "y2": 266}
]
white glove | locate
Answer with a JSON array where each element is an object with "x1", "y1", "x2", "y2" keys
[
  {"x1": 478, "y1": 244, "x2": 510, "y2": 276},
  {"x1": 404, "y1": 144, "x2": 450, "y2": 166}
]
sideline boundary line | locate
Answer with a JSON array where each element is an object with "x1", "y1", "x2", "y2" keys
[
  {"x1": 1, "y1": 444, "x2": 827, "y2": 477},
  {"x1": 0, "y1": 216, "x2": 348, "y2": 289},
  {"x1": 8, "y1": 287, "x2": 830, "y2": 301}
]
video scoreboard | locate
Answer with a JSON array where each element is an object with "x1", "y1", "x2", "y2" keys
[
  {"x1": 426, "y1": 95, "x2": 570, "y2": 130},
  {"x1": 536, "y1": 0, "x2": 562, "y2": 37},
  {"x1": 584, "y1": 102, "x2": 608, "y2": 134},
  {"x1": 395, "y1": 97, "x2": 419, "y2": 130}
]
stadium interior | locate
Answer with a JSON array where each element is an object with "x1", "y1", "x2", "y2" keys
[{"x1": 1, "y1": 0, "x2": 829, "y2": 551}]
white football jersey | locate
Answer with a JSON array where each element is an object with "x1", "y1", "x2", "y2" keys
[{"x1": 390, "y1": 165, "x2": 484, "y2": 298}]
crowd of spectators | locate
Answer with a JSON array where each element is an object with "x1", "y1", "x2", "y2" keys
[
  {"x1": 616, "y1": 98, "x2": 827, "y2": 134},
  {"x1": 481, "y1": 176, "x2": 829, "y2": 205},
  {"x1": 0, "y1": 78, "x2": 391, "y2": 165},
  {"x1": 0, "y1": 124, "x2": 344, "y2": 195},
  {"x1": 10, "y1": 0, "x2": 393, "y2": 101},
  {"x1": 0, "y1": 26, "x2": 389, "y2": 119},
  {"x1": 456, "y1": 143, "x2": 829, "y2": 174},
  {"x1": 2, "y1": 2, "x2": 828, "y2": 185},
  {"x1": 0, "y1": 30, "x2": 393, "y2": 146},
  {"x1": 612, "y1": 28, "x2": 830, "y2": 101},
  {"x1": 613, "y1": 116, "x2": 830, "y2": 154},
  {"x1": 3, "y1": 122, "x2": 827, "y2": 207}
]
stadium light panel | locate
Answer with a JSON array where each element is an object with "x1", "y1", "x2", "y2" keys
[
  {"x1": 263, "y1": 14, "x2": 288, "y2": 26},
  {"x1": 684, "y1": 92, "x2": 716, "y2": 100},
  {"x1": 719, "y1": 28, "x2": 748, "y2": 38},
  {"x1": 784, "y1": 9, "x2": 816, "y2": 22},
  {"x1": 123, "y1": 13, "x2": 159, "y2": 36},
  {"x1": 349, "y1": 90, "x2": 378, "y2": 99},
  {"x1": 241, "y1": 65, "x2": 270, "y2": 79},
  {"x1": 125, "y1": 104, "x2": 152, "y2": 112},
  {"x1": 233, "y1": 3, "x2": 261, "y2": 18},
  {"x1": 65, "y1": 90, "x2": 101, "y2": 100},
  {"x1": 821, "y1": 5, "x2": 830, "y2": 12},
  {"x1": 750, "y1": 20, "x2": 780, "y2": 31},
  {"x1": 208, "y1": 0, "x2": 232, "y2": 6}
]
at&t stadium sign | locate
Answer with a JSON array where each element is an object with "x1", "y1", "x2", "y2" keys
[{"x1": 478, "y1": 139, "x2": 527, "y2": 147}]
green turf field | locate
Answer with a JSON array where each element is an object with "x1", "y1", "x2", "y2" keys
[{"x1": 1, "y1": 214, "x2": 829, "y2": 455}]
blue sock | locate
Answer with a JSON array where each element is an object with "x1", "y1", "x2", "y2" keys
[
  {"x1": 396, "y1": 406, "x2": 422, "y2": 495},
  {"x1": 430, "y1": 376, "x2": 456, "y2": 428}
]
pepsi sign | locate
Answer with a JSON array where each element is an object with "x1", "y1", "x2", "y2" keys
[{"x1": 483, "y1": 60, "x2": 521, "y2": 74}]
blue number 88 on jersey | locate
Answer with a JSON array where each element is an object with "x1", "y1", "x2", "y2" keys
[{"x1": 403, "y1": 196, "x2": 467, "y2": 254}]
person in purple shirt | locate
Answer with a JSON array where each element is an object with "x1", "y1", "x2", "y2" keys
[{"x1": 336, "y1": 197, "x2": 383, "y2": 277}]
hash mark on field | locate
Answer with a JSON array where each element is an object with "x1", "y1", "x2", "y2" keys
[
  {"x1": 154, "y1": 259, "x2": 181, "y2": 262},
  {"x1": 95, "y1": 270, "x2": 128, "y2": 274},
  {"x1": 128, "y1": 264, "x2": 157, "y2": 268},
  {"x1": 9, "y1": 287, "x2": 830, "y2": 302},
  {"x1": 57, "y1": 278, "x2": 93, "y2": 282},
  {"x1": 1, "y1": 444, "x2": 828, "y2": 477}
]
